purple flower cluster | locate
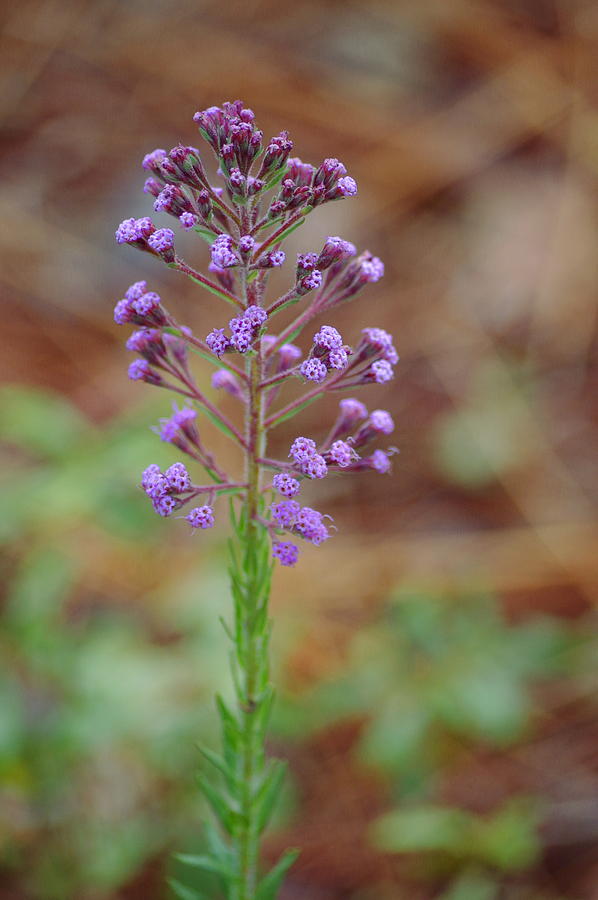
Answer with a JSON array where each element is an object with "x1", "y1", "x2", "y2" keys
[
  {"x1": 141, "y1": 462, "x2": 192, "y2": 517},
  {"x1": 206, "y1": 305, "x2": 268, "y2": 356},
  {"x1": 113, "y1": 99, "x2": 397, "y2": 565},
  {"x1": 270, "y1": 501, "x2": 331, "y2": 546},
  {"x1": 114, "y1": 282, "x2": 166, "y2": 327}
]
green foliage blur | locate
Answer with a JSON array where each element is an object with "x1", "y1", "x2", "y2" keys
[{"x1": 0, "y1": 385, "x2": 592, "y2": 899}]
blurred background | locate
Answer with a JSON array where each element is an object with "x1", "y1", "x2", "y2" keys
[{"x1": 1, "y1": 0, "x2": 598, "y2": 898}]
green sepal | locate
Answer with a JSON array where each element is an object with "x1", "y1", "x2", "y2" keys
[
  {"x1": 169, "y1": 878, "x2": 204, "y2": 900},
  {"x1": 255, "y1": 849, "x2": 300, "y2": 900},
  {"x1": 267, "y1": 393, "x2": 323, "y2": 428},
  {"x1": 255, "y1": 759, "x2": 287, "y2": 834}
]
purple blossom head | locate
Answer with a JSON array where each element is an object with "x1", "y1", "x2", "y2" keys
[
  {"x1": 271, "y1": 500, "x2": 300, "y2": 529},
  {"x1": 296, "y1": 252, "x2": 318, "y2": 276},
  {"x1": 272, "y1": 473, "x2": 301, "y2": 498},
  {"x1": 132, "y1": 290, "x2": 161, "y2": 318},
  {"x1": 340, "y1": 397, "x2": 368, "y2": 424},
  {"x1": 114, "y1": 298, "x2": 134, "y2": 325},
  {"x1": 257, "y1": 249, "x2": 285, "y2": 269},
  {"x1": 115, "y1": 218, "x2": 141, "y2": 245},
  {"x1": 328, "y1": 348, "x2": 348, "y2": 370},
  {"x1": 128, "y1": 359, "x2": 162, "y2": 384},
  {"x1": 297, "y1": 269, "x2": 322, "y2": 295},
  {"x1": 239, "y1": 235, "x2": 256, "y2": 258},
  {"x1": 272, "y1": 541, "x2": 299, "y2": 567},
  {"x1": 301, "y1": 453, "x2": 327, "y2": 479},
  {"x1": 336, "y1": 176, "x2": 358, "y2": 197},
  {"x1": 153, "y1": 494, "x2": 178, "y2": 517},
  {"x1": 158, "y1": 405, "x2": 198, "y2": 442},
  {"x1": 360, "y1": 255, "x2": 384, "y2": 283},
  {"x1": 369, "y1": 409, "x2": 395, "y2": 435},
  {"x1": 294, "y1": 506, "x2": 330, "y2": 545},
  {"x1": 148, "y1": 228, "x2": 175, "y2": 260},
  {"x1": 186, "y1": 506, "x2": 215, "y2": 529},
  {"x1": 211, "y1": 369, "x2": 242, "y2": 398},
  {"x1": 370, "y1": 449, "x2": 392, "y2": 473},
  {"x1": 328, "y1": 440, "x2": 356, "y2": 468},
  {"x1": 243, "y1": 306, "x2": 268, "y2": 328},
  {"x1": 300, "y1": 358, "x2": 327, "y2": 383},
  {"x1": 211, "y1": 235, "x2": 237, "y2": 268},
  {"x1": 141, "y1": 464, "x2": 163, "y2": 494},
  {"x1": 142, "y1": 148, "x2": 168, "y2": 171},
  {"x1": 279, "y1": 343, "x2": 302, "y2": 368},
  {"x1": 180, "y1": 212, "x2": 198, "y2": 230},
  {"x1": 164, "y1": 462, "x2": 192, "y2": 492},
  {"x1": 289, "y1": 437, "x2": 317, "y2": 464},
  {"x1": 318, "y1": 236, "x2": 356, "y2": 269},
  {"x1": 206, "y1": 327, "x2": 230, "y2": 356},
  {"x1": 314, "y1": 325, "x2": 343, "y2": 350},
  {"x1": 370, "y1": 360, "x2": 394, "y2": 383}
]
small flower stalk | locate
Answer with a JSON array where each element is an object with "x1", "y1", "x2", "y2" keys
[{"x1": 113, "y1": 100, "x2": 396, "y2": 900}]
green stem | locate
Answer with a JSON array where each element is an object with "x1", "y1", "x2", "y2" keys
[{"x1": 230, "y1": 287, "x2": 269, "y2": 900}]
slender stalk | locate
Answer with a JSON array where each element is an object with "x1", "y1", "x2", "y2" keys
[{"x1": 228, "y1": 269, "x2": 270, "y2": 899}]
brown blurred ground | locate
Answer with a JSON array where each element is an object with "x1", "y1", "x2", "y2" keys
[{"x1": 1, "y1": 0, "x2": 598, "y2": 898}]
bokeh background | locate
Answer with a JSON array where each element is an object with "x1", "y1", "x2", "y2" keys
[{"x1": 1, "y1": 1, "x2": 598, "y2": 898}]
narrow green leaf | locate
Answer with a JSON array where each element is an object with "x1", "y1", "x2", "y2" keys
[
  {"x1": 255, "y1": 760, "x2": 287, "y2": 833},
  {"x1": 267, "y1": 393, "x2": 323, "y2": 428},
  {"x1": 247, "y1": 269, "x2": 258, "y2": 283},
  {"x1": 169, "y1": 878, "x2": 202, "y2": 900},
  {"x1": 280, "y1": 325, "x2": 304, "y2": 345},
  {"x1": 268, "y1": 217, "x2": 305, "y2": 248},
  {"x1": 199, "y1": 744, "x2": 236, "y2": 791},
  {"x1": 199, "y1": 406, "x2": 238, "y2": 443},
  {"x1": 256, "y1": 849, "x2": 300, "y2": 900},
  {"x1": 197, "y1": 774, "x2": 235, "y2": 834},
  {"x1": 175, "y1": 853, "x2": 229, "y2": 877},
  {"x1": 204, "y1": 820, "x2": 232, "y2": 863},
  {"x1": 192, "y1": 225, "x2": 217, "y2": 245},
  {"x1": 186, "y1": 344, "x2": 242, "y2": 377},
  {"x1": 264, "y1": 168, "x2": 288, "y2": 190},
  {"x1": 169, "y1": 264, "x2": 239, "y2": 308},
  {"x1": 270, "y1": 296, "x2": 301, "y2": 316},
  {"x1": 219, "y1": 615, "x2": 234, "y2": 641}
]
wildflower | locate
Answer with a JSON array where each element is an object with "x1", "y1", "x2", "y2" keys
[
  {"x1": 211, "y1": 234, "x2": 237, "y2": 268},
  {"x1": 328, "y1": 440, "x2": 356, "y2": 467},
  {"x1": 272, "y1": 473, "x2": 301, "y2": 497},
  {"x1": 301, "y1": 454, "x2": 327, "y2": 479},
  {"x1": 271, "y1": 500, "x2": 300, "y2": 529},
  {"x1": 186, "y1": 506, "x2": 215, "y2": 529},
  {"x1": 206, "y1": 328, "x2": 230, "y2": 356},
  {"x1": 272, "y1": 541, "x2": 299, "y2": 566},
  {"x1": 300, "y1": 358, "x2": 327, "y2": 383},
  {"x1": 289, "y1": 437, "x2": 317, "y2": 464}
]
